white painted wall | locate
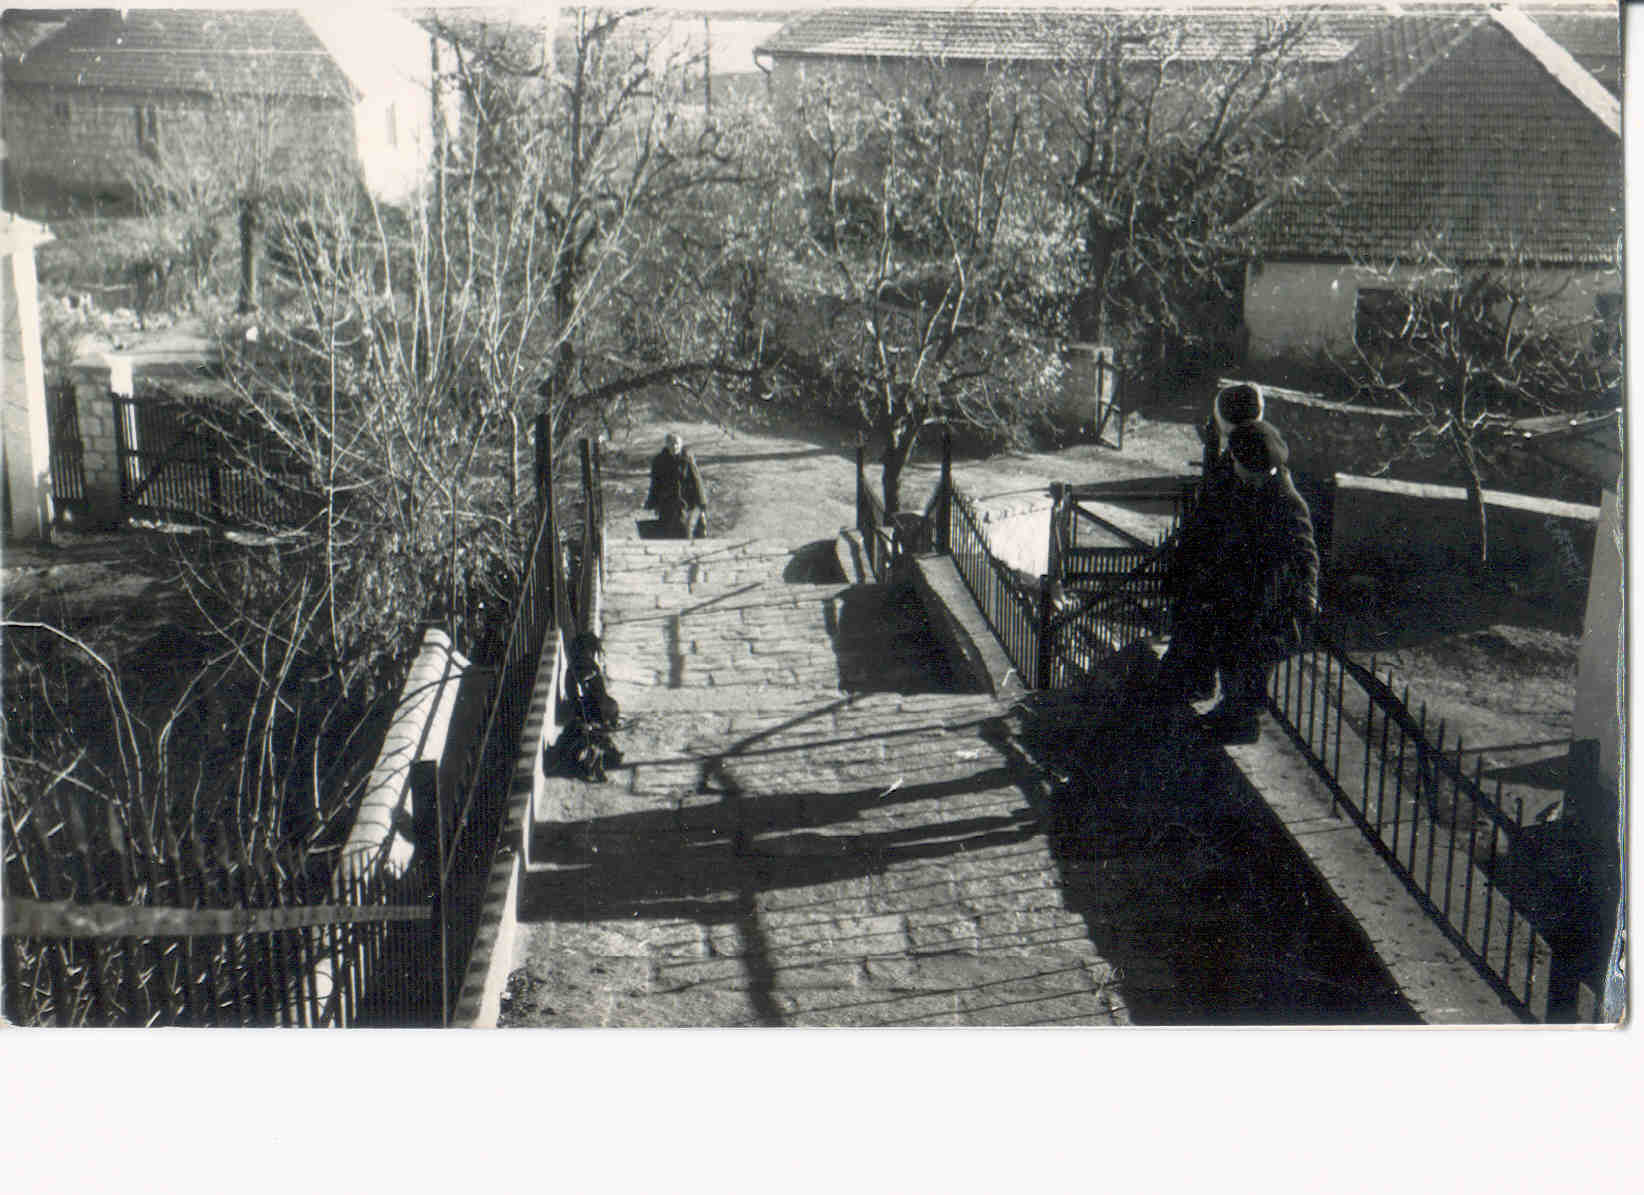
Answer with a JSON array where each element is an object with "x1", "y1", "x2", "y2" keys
[
  {"x1": 1245, "y1": 259, "x2": 1621, "y2": 364},
  {"x1": 1573, "y1": 488, "x2": 1623, "y2": 790},
  {"x1": 305, "y1": 7, "x2": 443, "y2": 207},
  {"x1": 2, "y1": 215, "x2": 54, "y2": 541}
]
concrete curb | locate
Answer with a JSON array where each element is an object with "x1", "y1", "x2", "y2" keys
[
  {"x1": 912, "y1": 553, "x2": 1023, "y2": 698},
  {"x1": 448, "y1": 627, "x2": 567, "y2": 1028},
  {"x1": 309, "y1": 628, "x2": 469, "y2": 1022},
  {"x1": 1224, "y1": 715, "x2": 1519, "y2": 1024},
  {"x1": 834, "y1": 526, "x2": 869, "y2": 584}
]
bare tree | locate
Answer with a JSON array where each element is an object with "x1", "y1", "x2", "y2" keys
[
  {"x1": 433, "y1": 8, "x2": 769, "y2": 430},
  {"x1": 764, "y1": 60, "x2": 1074, "y2": 512},
  {"x1": 1034, "y1": 9, "x2": 1329, "y2": 371},
  {"x1": 1333, "y1": 247, "x2": 1621, "y2": 563},
  {"x1": 129, "y1": 88, "x2": 355, "y2": 312}
]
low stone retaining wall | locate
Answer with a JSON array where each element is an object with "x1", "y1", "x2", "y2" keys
[
  {"x1": 1331, "y1": 473, "x2": 1599, "y2": 604},
  {"x1": 454, "y1": 625, "x2": 568, "y2": 1027},
  {"x1": 1223, "y1": 377, "x2": 1604, "y2": 506},
  {"x1": 306, "y1": 627, "x2": 473, "y2": 1021}
]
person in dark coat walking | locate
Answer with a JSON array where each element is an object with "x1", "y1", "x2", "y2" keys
[
  {"x1": 1158, "y1": 419, "x2": 1319, "y2": 744},
  {"x1": 645, "y1": 432, "x2": 708, "y2": 538}
]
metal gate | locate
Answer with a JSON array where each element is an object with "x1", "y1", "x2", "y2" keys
[
  {"x1": 48, "y1": 381, "x2": 88, "y2": 512},
  {"x1": 112, "y1": 389, "x2": 309, "y2": 528}
]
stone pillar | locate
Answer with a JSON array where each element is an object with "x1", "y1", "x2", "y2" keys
[
  {"x1": 69, "y1": 356, "x2": 130, "y2": 528},
  {"x1": 2, "y1": 213, "x2": 55, "y2": 541}
]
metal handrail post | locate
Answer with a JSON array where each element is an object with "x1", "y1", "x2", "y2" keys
[
  {"x1": 938, "y1": 425, "x2": 952, "y2": 553},
  {"x1": 1036, "y1": 574, "x2": 1054, "y2": 690}
]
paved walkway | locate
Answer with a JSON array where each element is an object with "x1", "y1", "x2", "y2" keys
[
  {"x1": 511, "y1": 535, "x2": 1137, "y2": 1026},
  {"x1": 503, "y1": 512, "x2": 1491, "y2": 1025}
]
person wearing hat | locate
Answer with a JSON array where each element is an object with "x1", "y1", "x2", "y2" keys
[
  {"x1": 644, "y1": 432, "x2": 709, "y2": 538},
  {"x1": 1157, "y1": 418, "x2": 1318, "y2": 743},
  {"x1": 1197, "y1": 382, "x2": 1264, "y2": 502},
  {"x1": 1163, "y1": 382, "x2": 1270, "y2": 701}
]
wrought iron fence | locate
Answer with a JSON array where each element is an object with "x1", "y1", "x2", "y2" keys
[
  {"x1": 112, "y1": 389, "x2": 313, "y2": 529},
  {"x1": 945, "y1": 486, "x2": 1045, "y2": 689},
  {"x1": 1043, "y1": 534, "x2": 1175, "y2": 688},
  {"x1": 423, "y1": 420, "x2": 593, "y2": 1022},
  {"x1": 1264, "y1": 630, "x2": 1606, "y2": 1021}
]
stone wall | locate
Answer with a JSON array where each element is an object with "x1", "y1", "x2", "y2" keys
[
  {"x1": 63, "y1": 345, "x2": 220, "y2": 527},
  {"x1": 1235, "y1": 380, "x2": 1606, "y2": 507},
  {"x1": 1330, "y1": 472, "x2": 1599, "y2": 609},
  {"x1": 3, "y1": 83, "x2": 356, "y2": 206}
]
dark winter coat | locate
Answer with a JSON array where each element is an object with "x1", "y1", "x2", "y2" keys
[
  {"x1": 645, "y1": 448, "x2": 707, "y2": 514},
  {"x1": 1168, "y1": 466, "x2": 1319, "y2": 642}
]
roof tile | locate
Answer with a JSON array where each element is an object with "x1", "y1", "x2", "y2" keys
[
  {"x1": 7, "y1": 9, "x2": 354, "y2": 100},
  {"x1": 757, "y1": 5, "x2": 1386, "y2": 64},
  {"x1": 1237, "y1": 14, "x2": 1621, "y2": 265}
]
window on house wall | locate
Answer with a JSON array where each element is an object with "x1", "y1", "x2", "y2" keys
[{"x1": 52, "y1": 100, "x2": 71, "y2": 123}]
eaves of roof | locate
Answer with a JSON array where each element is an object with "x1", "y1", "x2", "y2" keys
[{"x1": 756, "y1": 5, "x2": 1383, "y2": 66}]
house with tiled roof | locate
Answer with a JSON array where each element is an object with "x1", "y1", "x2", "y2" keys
[
  {"x1": 755, "y1": 5, "x2": 1389, "y2": 68},
  {"x1": 1232, "y1": 6, "x2": 1621, "y2": 369},
  {"x1": 753, "y1": 4, "x2": 1393, "y2": 109},
  {"x1": 2, "y1": 8, "x2": 439, "y2": 212}
]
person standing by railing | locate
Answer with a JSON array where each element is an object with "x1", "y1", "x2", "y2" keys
[
  {"x1": 1158, "y1": 382, "x2": 1269, "y2": 702},
  {"x1": 644, "y1": 432, "x2": 708, "y2": 538},
  {"x1": 1156, "y1": 420, "x2": 1318, "y2": 744}
]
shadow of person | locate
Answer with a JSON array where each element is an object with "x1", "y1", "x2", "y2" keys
[{"x1": 999, "y1": 651, "x2": 1420, "y2": 1025}]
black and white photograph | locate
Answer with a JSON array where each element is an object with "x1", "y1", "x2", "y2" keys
[{"x1": 1, "y1": 0, "x2": 1626, "y2": 1048}]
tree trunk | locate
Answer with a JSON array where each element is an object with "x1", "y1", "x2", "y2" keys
[
  {"x1": 1449, "y1": 424, "x2": 1489, "y2": 567},
  {"x1": 236, "y1": 197, "x2": 260, "y2": 314},
  {"x1": 881, "y1": 419, "x2": 920, "y2": 514}
]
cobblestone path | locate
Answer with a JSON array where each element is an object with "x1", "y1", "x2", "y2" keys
[{"x1": 509, "y1": 535, "x2": 1134, "y2": 1026}]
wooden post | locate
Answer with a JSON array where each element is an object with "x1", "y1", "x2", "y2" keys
[
  {"x1": 533, "y1": 412, "x2": 552, "y2": 511},
  {"x1": 855, "y1": 441, "x2": 866, "y2": 536},
  {"x1": 1036, "y1": 574, "x2": 1055, "y2": 690},
  {"x1": 1114, "y1": 363, "x2": 1125, "y2": 451}
]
